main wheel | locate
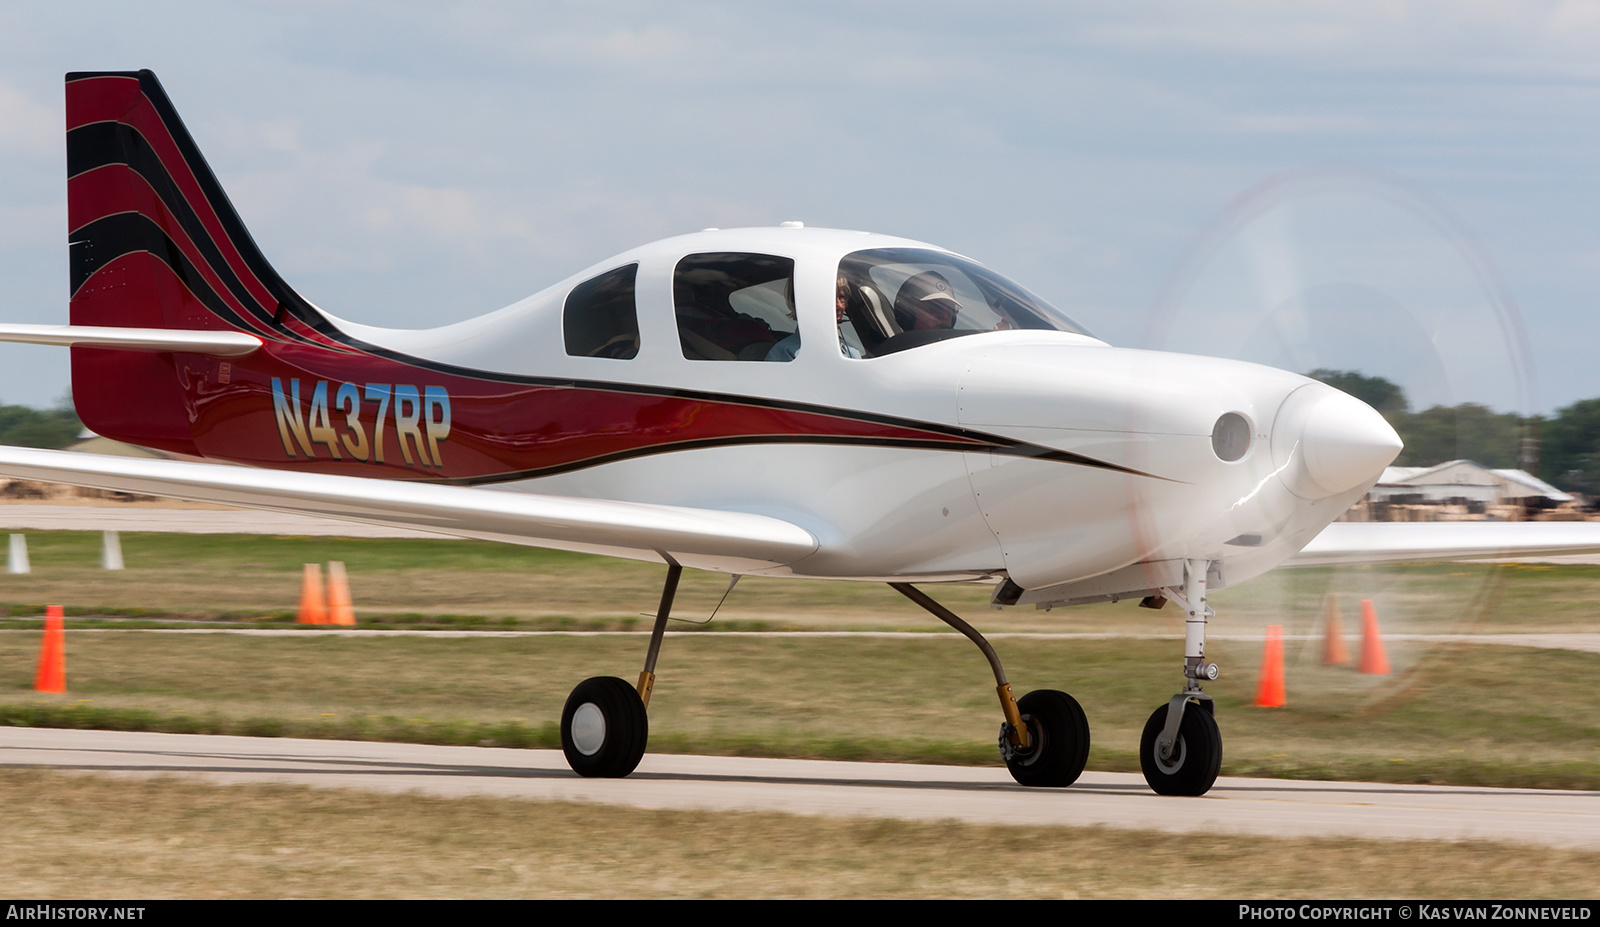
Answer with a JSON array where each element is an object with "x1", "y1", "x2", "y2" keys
[
  {"x1": 1139, "y1": 701, "x2": 1222, "y2": 796},
  {"x1": 1003, "y1": 689, "x2": 1091, "y2": 787},
  {"x1": 561, "y1": 676, "x2": 649, "y2": 778}
]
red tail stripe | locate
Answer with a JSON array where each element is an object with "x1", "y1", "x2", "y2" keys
[
  {"x1": 71, "y1": 162, "x2": 358, "y2": 353},
  {"x1": 71, "y1": 252, "x2": 169, "y2": 328},
  {"x1": 111, "y1": 102, "x2": 283, "y2": 312},
  {"x1": 68, "y1": 165, "x2": 281, "y2": 339},
  {"x1": 64, "y1": 75, "x2": 141, "y2": 130},
  {"x1": 72, "y1": 84, "x2": 285, "y2": 316}
]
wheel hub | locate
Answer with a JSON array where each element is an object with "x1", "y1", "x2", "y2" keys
[
  {"x1": 998, "y1": 719, "x2": 1041, "y2": 764},
  {"x1": 571, "y1": 701, "x2": 606, "y2": 756},
  {"x1": 1154, "y1": 734, "x2": 1186, "y2": 774}
]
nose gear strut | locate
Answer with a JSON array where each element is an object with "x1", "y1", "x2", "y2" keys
[{"x1": 1139, "y1": 558, "x2": 1224, "y2": 796}]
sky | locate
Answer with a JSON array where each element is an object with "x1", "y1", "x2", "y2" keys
[{"x1": 1, "y1": 1, "x2": 1597, "y2": 416}]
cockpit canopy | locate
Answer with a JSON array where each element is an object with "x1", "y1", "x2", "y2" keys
[{"x1": 837, "y1": 248, "x2": 1090, "y2": 357}]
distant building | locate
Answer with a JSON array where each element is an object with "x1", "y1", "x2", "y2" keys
[{"x1": 1346, "y1": 459, "x2": 1585, "y2": 522}]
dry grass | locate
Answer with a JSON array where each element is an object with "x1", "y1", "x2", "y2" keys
[
  {"x1": 1, "y1": 530, "x2": 1597, "y2": 785},
  {"x1": 2, "y1": 769, "x2": 1594, "y2": 899},
  {"x1": 0, "y1": 530, "x2": 1021, "y2": 626}
]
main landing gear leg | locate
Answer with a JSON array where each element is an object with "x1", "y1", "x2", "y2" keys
[
  {"x1": 560, "y1": 561, "x2": 681, "y2": 778},
  {"x1": 890, "y1": 583, "x2": 1089, "y2": 787},
  {"x1": 1139, "y1": 558, "x2": 1223, "y2": 796}
]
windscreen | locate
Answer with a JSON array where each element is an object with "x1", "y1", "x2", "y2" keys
[{"x1": 836, "y1": 248, "x2": 1090, "y2": 357}]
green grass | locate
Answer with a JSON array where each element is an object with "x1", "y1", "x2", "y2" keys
[{"x1": 3, "y1": 630, "x2": 1596, "y2": 789}]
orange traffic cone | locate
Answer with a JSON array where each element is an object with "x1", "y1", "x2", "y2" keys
[
  {"x1": 1358, "y1": 599, "x2": 1391, "y2": 675},
  {"x1": 326, "y1": 561, "x2": 355, "y2": 626},
  {"x1": 297, "y1": 563, "x2": 327, "y2": 625},
  {"x1": 34, "y1": 605, "x2": 65, "y2": 693},
  {"x1": 1254, "y1": 624, "x2": 1286, "y2": 707},
  {"x1": 1321, "y1": 593, "x2": 1350, "y2": 666}
]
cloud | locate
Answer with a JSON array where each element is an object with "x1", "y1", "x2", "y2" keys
[
  {"x1": 0, "y1": 82, "x2": 56, "y2": 159},
  {"x1": 588, "y1": 24, "x2": 693, "y2": 65}
]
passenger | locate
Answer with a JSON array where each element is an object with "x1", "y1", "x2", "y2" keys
[
  {"x1": 892, "y1": 271, "x2": 962, "y2": 332},
  {"x1": 764, "y1": 293, "x2": 802, "y2": 361},
  {"x1": 770, "y1": 276, "x2": 867, "y2": 361},
  {"x1": 766, "y1": 328, "x2": 800, "y2": 361},
  {"x1": 836, "y1": 276, "x2": 864, "y2": 358}
]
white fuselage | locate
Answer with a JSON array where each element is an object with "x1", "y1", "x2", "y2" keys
[{"x1": 328, "y1": 227, "x2": 1399, "y2": 595}]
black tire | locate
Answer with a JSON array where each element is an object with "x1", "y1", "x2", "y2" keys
[
  {"x1": 1139, "y1": 701, "x2": 1222, "y2": 796},
  {"x1": 1004, "y1": 689, "x2": 1091, "y2": 787},
  {"x1": 560, "y1": 676, "x2": 649, "y2": 778}
]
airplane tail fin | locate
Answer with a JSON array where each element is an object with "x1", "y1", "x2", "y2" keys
[{"x1": 65, "y1": 70, "x2": 328, "y2": 453}]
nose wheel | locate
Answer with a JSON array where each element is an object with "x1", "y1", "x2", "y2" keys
[
  {"x1": 1138, "y1": 699, "x2": 1221, "y2": 796},
  {"x1": 1136, "y1": 558, "x2": 1225, "y2": 796}
]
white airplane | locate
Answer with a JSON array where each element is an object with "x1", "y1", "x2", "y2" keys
[{"x1": 3, "y1": 70, "x2": 1598, "y2": 796}]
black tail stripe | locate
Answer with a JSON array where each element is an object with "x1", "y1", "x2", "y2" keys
[
  {"x1": 65, "y1": 121, "x2": 126, "y2": 179},
  {"x1": 70, "y1": 212, "x2": 263, "y2": 334},
  {"x1": 69, "y1": 122, "x2": 281, "y2": 330},
  {"x1": 128, "y1": 73, "x2": 339, "y2": 337},
  {"x1": 129, "y1": 75, "x2": 291, "y2": 308},
  {"x1": 68, "y1": 74, "x2": 332, "y2": 339}
]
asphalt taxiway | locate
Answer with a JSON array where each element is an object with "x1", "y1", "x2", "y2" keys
[{"x1": 2, "y1": 727, "x2": 1594, "y2": 849}]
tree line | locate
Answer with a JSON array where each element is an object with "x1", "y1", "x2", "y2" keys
[
  {"x1": 0, "y1": 399, "x2": 83, "y2": 450},
  {"x1": 1308, "y1": 370, "x2": 1600, "y2": 495}
]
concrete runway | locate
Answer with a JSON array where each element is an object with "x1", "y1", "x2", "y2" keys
[{"x1": 3, "y1": 727, "x2": 1596, "y2": 849}]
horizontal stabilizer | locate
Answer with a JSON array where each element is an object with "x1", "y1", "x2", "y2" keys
[
  {"x1": 0, "y1": 446, "x2": 818, "y2": 573},
  {"x1": 1289, "y1": 521, "x2": 1600, "y2": 566},
  {"x1": 0, "y1": 324, "x2": 261, "y2": 356}
]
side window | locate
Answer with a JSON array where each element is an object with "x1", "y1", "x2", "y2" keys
[
  {"x1": 674, "y1": 253, "x2": 799, "y2": 361},
  {"x1": 564, "y1": 264, "x2": 640, "y2": 359}
]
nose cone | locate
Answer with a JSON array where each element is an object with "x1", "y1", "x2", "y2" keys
[{"x1": 1272, "y1": 385, "x2": 1404, "y2": 500}]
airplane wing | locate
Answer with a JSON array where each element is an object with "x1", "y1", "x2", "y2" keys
[
  {"x1": 1289, "y1": 520, "x2": 1600, "y2": 566},
  {"x1": 0, "y1": 446, "x2": 817, "y2": 573}
]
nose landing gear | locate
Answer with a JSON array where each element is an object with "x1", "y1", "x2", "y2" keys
[{"x1": 1138, "y1": 558, "x2": 1224, "y2": 796}]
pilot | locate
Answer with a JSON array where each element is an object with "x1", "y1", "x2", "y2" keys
[{"x1": 892, "y1": 271, "x2": 962, "y2": 332}]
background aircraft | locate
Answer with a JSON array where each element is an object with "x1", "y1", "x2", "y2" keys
[{"x1": 3, "y1": 71, "x2": 1598, "y2": 797}]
